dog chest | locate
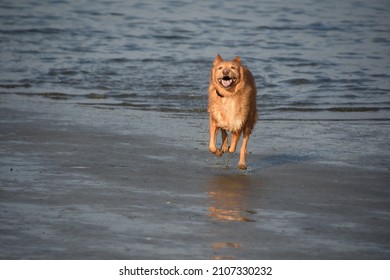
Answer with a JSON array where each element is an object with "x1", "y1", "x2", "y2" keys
[{"x1": 212, "y1": 97, "x2": 244, "y2": 132}]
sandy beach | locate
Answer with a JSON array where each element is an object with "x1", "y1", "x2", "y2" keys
[{"x1": 0, "y1": 94, "x2": 389, "y2": 259}]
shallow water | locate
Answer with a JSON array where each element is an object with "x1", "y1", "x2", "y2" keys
[{"x1": 1, "y1": 0, "x2": 389, "y2": 120}]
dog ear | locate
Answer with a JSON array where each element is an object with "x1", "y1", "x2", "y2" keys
[
  {"x1": 214, "y1": 54, "x2": 223, "y2": 66},
  {"x1": 235, "y1": 64, "x2": 246, "y2": 92},
  {"x1": 233, "y1": 56, "x2": 241, "y2": 64}
]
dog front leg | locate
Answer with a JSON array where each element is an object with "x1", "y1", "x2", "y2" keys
[
  {"x1": 238, "y1": 131, "x2": 250, "y2": 169},
  {"x1": 209, "y1": 118, "x2": 222, "y2": 156},
  {"x1": 220, "y1": 129, "x2": 229, "y2": 153}
]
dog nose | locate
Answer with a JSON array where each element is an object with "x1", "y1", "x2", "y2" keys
[{"x1": 222, "y1": 69, "x2": 230, "y2": 76}]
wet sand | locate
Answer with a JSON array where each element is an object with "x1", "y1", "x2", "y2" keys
[{"x1": 1, "y1": 94, "x2": 389, "y2": 259}]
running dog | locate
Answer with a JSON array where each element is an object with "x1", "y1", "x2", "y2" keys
[{"x1": 208, "y1": 54, "x2": 257, "y2": 169}]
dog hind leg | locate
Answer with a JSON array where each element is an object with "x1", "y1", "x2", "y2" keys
[{"x1": 229, "y1": 131, "x2": 241, "y2": 153}]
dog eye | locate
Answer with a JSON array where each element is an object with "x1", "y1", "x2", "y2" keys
[
  {"x1": 231, "y1": 66, "x2": 236, "y2": 69},
  {"x1": 218, "y1": 66, "x2": 223, "y2": 70}
]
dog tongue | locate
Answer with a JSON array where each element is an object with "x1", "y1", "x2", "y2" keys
[{"x1": 222, "y1": 79, "x2": 232, "y2": 87}]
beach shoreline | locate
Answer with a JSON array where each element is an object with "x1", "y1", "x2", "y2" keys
[{"x1": 0, "y1": 94, "x2": 389, "y2": 259}]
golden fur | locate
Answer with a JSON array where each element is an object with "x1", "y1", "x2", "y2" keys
[{"x1": 208, "y1": 54, "x2": 257, "y2": 169}]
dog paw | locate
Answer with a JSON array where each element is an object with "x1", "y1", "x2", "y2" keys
[
  {"x1": 214, "y1": 149, "x2": 223, "y2": 157},
  {"x1": 221, "y1": 145, "x2": 229, "y2": 153},
  {"x1": 209, "y1": 146, "x2": 223, "y2": 156},
  {"x1": 238, "y1": 163, "x2": 247, "y2": 170}
]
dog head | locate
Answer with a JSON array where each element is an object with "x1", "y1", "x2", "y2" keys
[{"x1": 211, "y1": 54, "x2": 245, "y2": 96}]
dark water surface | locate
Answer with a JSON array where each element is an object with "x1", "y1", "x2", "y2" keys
[{"x1": 1, "y1": 0, "x2": 389, "y2": 119}]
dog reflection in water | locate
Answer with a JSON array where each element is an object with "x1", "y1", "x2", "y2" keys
[
  {"x1": 208, "y1": 175, "x2": 257, "y2": 260},
  {"x1": 208, "y1": 175, "x2": 257, "y2": 223}
]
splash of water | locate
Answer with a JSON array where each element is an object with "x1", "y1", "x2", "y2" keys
[{"x1": 245, "y1": 165, "x2": 252, "y2": 176}]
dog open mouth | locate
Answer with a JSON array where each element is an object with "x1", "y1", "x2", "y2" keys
[{"x1": 218, "y1": 76, "x2": 237, "y2": 88}]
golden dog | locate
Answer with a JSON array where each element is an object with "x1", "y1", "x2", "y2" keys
[{"x1": 208, "y1": 54, "x2": 257, "y2": 169}]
